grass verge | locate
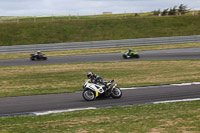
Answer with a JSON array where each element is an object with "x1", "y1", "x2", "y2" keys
[
  {"x1": 1, "y1": 60, "x2": 200, "y2": 97},
  {"x1": 0, "y1": 100, "x2": 200, "y2": 132},
  {"x1": 0, "y1": 15, "x2": 200, "y2": 46},
  {"x1": 1, "y1": 42, "x2": 200, "y2": 60}
]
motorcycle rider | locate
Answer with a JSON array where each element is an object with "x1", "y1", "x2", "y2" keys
[
  {"x1": 87, "y1": 72, "x2": 108, "y2": 89},
  {"x1": 126, "y1": 48, "x2": 134, "y2": 56},
  {"x1": 35, "y1": 51, "x2": 42, "y2": 56},
  {"x1": 34, "y1": 50, "x2": 44, "y2": 60}
]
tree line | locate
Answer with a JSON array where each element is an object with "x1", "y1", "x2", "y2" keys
[{"x1": 153, "y1": 4, "x2": 189, "y2": 16}]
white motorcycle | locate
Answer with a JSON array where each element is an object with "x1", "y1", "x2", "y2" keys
[{"x1": 82, "y1": 79, "x2": 122, "y2": 101}]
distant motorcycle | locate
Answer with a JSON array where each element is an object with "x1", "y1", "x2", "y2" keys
[
  {"x1": 122, "y1": 50, "x2": 140, "y2": 59},
  {"x1": 82, "y1": 79, "x2": 122, "y2": 101},
  {"x1": 30, "y1": 53, "x2": 47, "y2": 61}
]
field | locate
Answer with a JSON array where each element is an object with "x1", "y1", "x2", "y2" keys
[
  {"x1": 0, "y1": 15, "x2": 200, "y2": 46},
  {"x1": 1, "y1": 12, "x2": 200, "y2": 132},
  {"x1": 0, "y1": 100, "x2": 200, "y2": 132}
]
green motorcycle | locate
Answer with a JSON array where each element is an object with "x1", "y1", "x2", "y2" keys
[{"x1": 122, "y1": 50, "x2": 140, "y2": 59}]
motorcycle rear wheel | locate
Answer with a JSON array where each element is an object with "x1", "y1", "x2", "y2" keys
[
  {"x1": 122, "y1": 54, "x2": 127, "y2": 59},
  {"x1": 30, "y1": 57, "x2": 35, "y2": 61},
  {"x1": 82, "y1": 89, "x2": 96, "y2": 101}
]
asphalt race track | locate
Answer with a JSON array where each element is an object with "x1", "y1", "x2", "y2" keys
[
  {"x1": 1, "y1": 84, "x2": 200, "y2": 117},
  {"x1": 1, "y1": 47, "x2": 200, "y2": 66},
  {"x1": 0, "y1": 47, "x2": 200, "y2": 117}
]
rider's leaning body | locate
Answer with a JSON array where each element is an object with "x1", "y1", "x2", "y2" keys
[
  {"x1": 87, "y1": 72, "x2": 107, "y2": 86},
  {"x1": 126, "y1": 48, "x2": 135, "y2": 56},
  {"x1": 35, "y1": 51, "x2": 42, "y2": 56}
]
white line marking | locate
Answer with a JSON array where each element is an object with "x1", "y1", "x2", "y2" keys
[
  {"x1": 33, "y1": 107, "x2": 97, "y2": 116},
  {"x1": 190, "y1": 82, "x2": 200, "y2": 85},
  {"x1": 172, "y1": 83, "x2": 192, "y2": 86},
  {"x1": 121, "y1": 82, "x2": 200, "y2": 90},
  {"x1": 153, "y1": 98, "x2": 200, "y2": 104},
  {"x1": 172, "y1": 82, "x2": 200, "y2": 86},
  {"x1": 121, "y1": 87, "x2": 138, "y2": 90}
]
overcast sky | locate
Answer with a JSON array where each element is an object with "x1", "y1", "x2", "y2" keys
[{"x1": 0, "y1": 0, "x2": 199, "y2": 16}]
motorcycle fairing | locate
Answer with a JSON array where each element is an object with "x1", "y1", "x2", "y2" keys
[{"x1": 84, "y1": 79, "x2": 105, "y2": 97}]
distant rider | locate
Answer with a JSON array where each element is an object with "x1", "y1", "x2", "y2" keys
[
  {"x1": 34, "y1": 51, "x2": 43, "y2": 59},
  {"x1": 126, "y1": 48, "x2": 134, "y2": 56},
  {"x1": 87, "y1": 72, "x2": 107, "y2": 87},
  {"x1": 35, "y1": 51, "x2": 42, "y2": 56}
]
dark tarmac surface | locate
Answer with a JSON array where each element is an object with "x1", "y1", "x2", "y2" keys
[
  {"x1": 1, "y1": 48, "x2": 200, "y2": 66},
  {"x1": 0, "y1": 84, "x2": 200, "y2": 117}
]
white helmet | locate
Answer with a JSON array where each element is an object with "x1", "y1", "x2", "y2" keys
[{"x1": 87, "y1": 72, "x2": 94, "y2": 79}]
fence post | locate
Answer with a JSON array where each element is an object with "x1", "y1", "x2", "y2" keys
[
  {"x1": 192, "y1": 12, "x2": 195, "y2": 15},
  {"x1": 77, "y1": 14, "x2": 79, "y2": 20},
  {"x1": 124, "y1": 12, "x2": 127, "y2": 19},
  {"x1": 51, "y1": 15, "x2": 54, "y2": 21},
  {"x1": 16, "y1": 16, "x2": 19, "y2": 23},
  {"x1": 34, "y1": 16, "x2": 36, "y2": 22},
  {"x1": 77, "y1": 13, "x2": 79, "y2": 20}
]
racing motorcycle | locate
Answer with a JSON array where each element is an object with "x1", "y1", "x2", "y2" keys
[
  {"x1": 30, "y1": 53, "x2": 47, "y2": 61},
  {"x1": 82, "y1": 79, "x2": 122, "y2": 101},
  {"x1": 122, "y1": 50, "x2": 140, "y2": 59}
]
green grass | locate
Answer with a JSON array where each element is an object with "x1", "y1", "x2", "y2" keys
[
  {"x1": 0, "y1": 100, "x2": 200, "y2": 132},
  {"x1": 1, "y1": 42, "x2": 200, "y2": 60},
  {"x1": 1, "y1": 60, "x2": 200, "y2": 97},
  {"x1": 0, "y1": 12, "x2": 153, "y2": 23},
  {"x1": 0, "y1": 11, "x2": 196, "y2": 23},
  {"x1": 0, "y1": 15, "x2": 200, "y2": 46}
]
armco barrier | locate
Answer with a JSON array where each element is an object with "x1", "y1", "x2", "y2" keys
[{"x1": 0, "y1": 35, "x2": 200, "y2": 53}]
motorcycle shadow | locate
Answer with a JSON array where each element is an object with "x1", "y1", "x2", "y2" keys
[{"x1": 96, "y1": 95, "x2": 112, "y2": 100}]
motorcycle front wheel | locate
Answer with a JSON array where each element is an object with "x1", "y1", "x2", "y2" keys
[
  {"x1": 111, "y1": 87, "x2": 122, "y2": 99},
  {"x1": 43, "y1": 57, "x2": 47, "y2": 60},
  {"x1": 82, "y1": 89, "x2": 96, "y2": 101}
]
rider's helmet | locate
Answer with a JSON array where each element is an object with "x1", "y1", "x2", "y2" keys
[
  {"x1": 37, "y1": 51, "x2": 41, "y2": 54},
  {"x1": 87, "y1": 72, "x2": 94, "y2": 79},
  {"x1": 128, "y1": 48, "x2": 132, "y2": 51}
]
